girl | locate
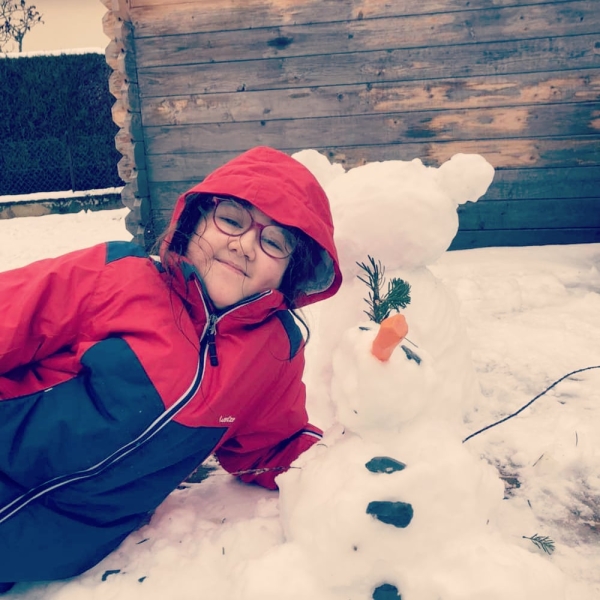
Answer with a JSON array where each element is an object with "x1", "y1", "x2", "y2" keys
[{"x1": 0, "y1": 146, "x2": 342, "y2": 588}]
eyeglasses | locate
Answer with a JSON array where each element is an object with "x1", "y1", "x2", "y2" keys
[{"x1": 211, "y1": 197, "x2": 297, "y2": 259}]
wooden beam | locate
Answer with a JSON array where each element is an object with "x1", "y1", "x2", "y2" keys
[
  {"x1": 143, "y1": 103, "x2": 600, "y2": 155},
  {"x1": 321, "y1": 140, "x2": 600, "y2": 173},
  {"x1": 140, "y1": 70, "x2": 600, "y2": 127},
  {"x1": 144, "y1": 138, "x2": 600, "y2": 181},
  {"x1": 130, "y1": 0, "x2": 581, "y2": 37},
  {"x1": 484, "y1": 166, "x2": 600, "y2": 200},
  {"x1": 458, "y1": 197, "x2": 600, "y2": 230},
  {"x1": 450, "y1": 227, "x2": 600, "y2": 249},
  {"x1": 134, "y1": 2, "x2": 599, "y2": 68},
  {"x1": 137, "y1": 34, "x2": 600, "y2": 97}
]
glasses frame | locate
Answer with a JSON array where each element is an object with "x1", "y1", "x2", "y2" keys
[{"x1": 211, "y1": 196, "x2": 296, "y2": 260}]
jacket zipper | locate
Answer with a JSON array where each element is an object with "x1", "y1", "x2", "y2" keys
[
  {"x1": 195, "y1": 281, "x2": 271, "y2": 369},
  {"x1": 206, "y1": 314, "x2": 219, "y2": 367}
]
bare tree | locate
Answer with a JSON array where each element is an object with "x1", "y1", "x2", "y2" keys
[
  {"x1": 0, "y1": 0, "x2": 43, "y2": 53},
  {"x1": 0, "y1": 1, "x2": 10, "y2": 49}
]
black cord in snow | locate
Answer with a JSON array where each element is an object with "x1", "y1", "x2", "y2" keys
[{"x1": 462, "y1": 365, "x2": 600, "y2": 444}]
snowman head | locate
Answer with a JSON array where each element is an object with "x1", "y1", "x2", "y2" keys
[{"x1": 292, "y1": 151, "x2": 494, "y2": 276}]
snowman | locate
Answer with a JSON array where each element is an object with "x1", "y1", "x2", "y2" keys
[{"x1": 258, "y1": 151, "x2": 568, "y2": 600}]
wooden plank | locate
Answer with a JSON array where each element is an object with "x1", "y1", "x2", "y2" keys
[
  {"x1": 143, "y1": 103, "x2": 600, "y2": 155},
  {"x1": 134, "y1": 2, "x2": 599, "y2": 68},
  {"x1": 131, "y1": 0, "x2": 198, "y2": 6},
  {"x1": 320, "y1": 140, "x2": 600, "y2": 173},
  {"x1": 137, "y1": 34, "x2": 600, "y2": 97},
  {"x1": 130, "y1": 0, "x2": 580, "y2": 37},
  {"x1": 147, "y1": 156, "x2": 230, "y2": 184},
  {"x1": 457, "y1": 197, "x2": 600, "y2": 229},
  {"x1": 484, "y1": 166, "x2": 600, "y2": 200},
  {"x1": 141, "y1": 70, "x2": 600, "y2": 126},
  {"x1": 146, "y1": 165, "x2": 600, "y2": 213},
  {"x1": 150, "y1": 184, "x2": 209, "y2": 208},
  {"x1": 153, "y1": 208, "x2": 187, "y2": 238},
  {"x1": 450, "y1": 227, "x2": 600, "y2": 249},
  {"x1": 145, "y1": 138, "x2": 600, "y2": 182}
]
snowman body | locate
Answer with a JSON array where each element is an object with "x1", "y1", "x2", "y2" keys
[{"x1": 245, "y1": 151, "x2": 567, "y2": 600}]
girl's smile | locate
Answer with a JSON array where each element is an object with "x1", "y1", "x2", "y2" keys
[{"x1": 216, "y1": 258, "x2": 247, "y2": 277}]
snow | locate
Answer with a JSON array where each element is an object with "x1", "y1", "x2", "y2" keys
[
  {"x1": 0, "y1": 187, "x2": 123, "y2": 205},
  {"x1": 1, "y1": 151, "x2": 599, "y2": 600}
]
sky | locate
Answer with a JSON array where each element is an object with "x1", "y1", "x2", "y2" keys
[
  {"x1": 6, "y1": 0, "x2": 108, "y2": 53},
  {"x1": 1, "y1": 151, "x2": 599, "y2": 600}
]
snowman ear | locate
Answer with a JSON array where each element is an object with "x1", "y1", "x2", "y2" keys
[{"x1": 436, "y1": 154, "x2": 495, "y2": 205}]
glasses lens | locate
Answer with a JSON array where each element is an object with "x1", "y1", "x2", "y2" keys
[
  {"x1": 213, "y1": 197, "x2": 296, "y2": 259},
  {"x1": 261, "y1": 226, "x2": 296, "y2": 259},
  {"x1": 214, "y1": 200, "x2": 251, "y2": 235}
]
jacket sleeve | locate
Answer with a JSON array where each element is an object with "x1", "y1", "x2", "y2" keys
[
  {"x1": 214, "y1": 351, "x2": 323, "y2": 490},
  {"x1": 0, "y1": 246, "x2": 101, "y2": 379},
  {"x1": 215, "y1": 423, "x2": 323, "y2": 490}
]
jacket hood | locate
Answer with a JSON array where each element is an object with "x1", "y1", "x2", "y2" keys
[{"x1": 164, "y1": 146, "x2": 342, "y2": 308}]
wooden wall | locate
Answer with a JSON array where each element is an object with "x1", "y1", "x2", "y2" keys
[{"x1": 103, "y1": 0, "x2": 600, "y2": 250}]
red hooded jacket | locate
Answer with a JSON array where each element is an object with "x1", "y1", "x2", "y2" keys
[{"x1": 0, "y1": 147, "x2": 342, "y2": 582}]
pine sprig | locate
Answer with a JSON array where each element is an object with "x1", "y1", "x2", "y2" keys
[
  {"x1": 523, "y1": 533, "x2": 555, "y2": 555},
  {"x1": 357, "y1": 256, "x2": 411, "y2": 324}
]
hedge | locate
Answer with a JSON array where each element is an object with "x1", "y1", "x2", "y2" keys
[{"x1": 0, "y1": 52, "x2": 122, "y2": 195}]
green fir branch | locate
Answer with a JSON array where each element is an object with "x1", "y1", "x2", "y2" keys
[
  {"x1": 357, "y1": 256, "x2": 411, "y2": 324},
  {"x1": 523, "y1": 533, "x2": 555, "y2": 555}
]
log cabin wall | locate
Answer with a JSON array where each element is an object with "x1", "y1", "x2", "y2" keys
[{"x1": 103, "y1": 0, "x2": 600, "y2": 250}]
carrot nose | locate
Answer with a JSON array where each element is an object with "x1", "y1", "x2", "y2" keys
[{"x1": 371, "y1": 314, "x2": 409, "y2": 362}]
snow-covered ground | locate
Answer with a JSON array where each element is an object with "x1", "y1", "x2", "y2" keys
[
  {"x1": 1, "y1": 153, "x2": 599, "y2": 600},
  {"x1": 0, "y1": 187, "x2": 123, "y2": 205}
]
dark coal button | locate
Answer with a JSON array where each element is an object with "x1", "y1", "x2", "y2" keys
[
  {"x1": 373, "y1": 583, "x2": 402, "y2": 599},
  {"x1": 365, "y1": 456, "x2": 406, "y2": 474},
  {"x1": 366, "y1": 501, "x2": 413, "y2": 528}
]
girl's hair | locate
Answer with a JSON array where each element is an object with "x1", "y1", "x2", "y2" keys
[{"x1": 161, "y1": 192, "x2": 324, "y2": 310}]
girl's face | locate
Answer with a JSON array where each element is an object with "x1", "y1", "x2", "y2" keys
[{"x1": 186, "y1": 203, "x2": 291, "y2": 309}]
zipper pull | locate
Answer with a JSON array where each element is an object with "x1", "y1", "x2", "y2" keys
[{"x1": 206, "y1": 315, "x2": 219, "y2": 367}]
